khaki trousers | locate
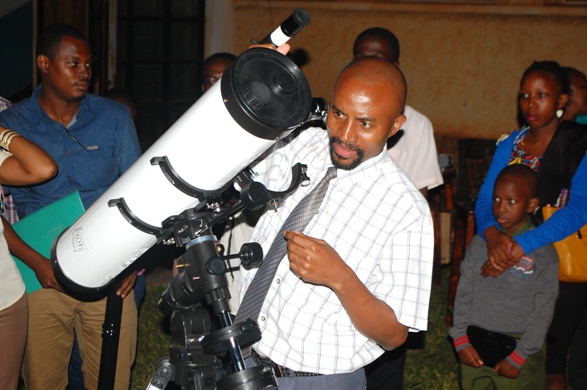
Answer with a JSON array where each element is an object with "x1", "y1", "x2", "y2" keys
[{"x1": 22, "y1": 288, "x2": 137, "y2": 390}]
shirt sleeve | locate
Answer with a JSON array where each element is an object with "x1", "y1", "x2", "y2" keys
[
  {"x1": 507, "y1": 245, "x2": 559, "y2": 369},
  {"x1": 389, "y1": 109, "x2": 443, "y2": 190},
  {"x1": 377, "y1": 199, "x2": 434, "y2": 332},
  {"x1": 408, "y1": 118, "x2": 443, "y2": 190},
  {"x1": 517, "y1": 154, "x2": 587, "y2": 254},
  {"x1": 474, "y1": 135, "x2": 512, "y2": 237}
]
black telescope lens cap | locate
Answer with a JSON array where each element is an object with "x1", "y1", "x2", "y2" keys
[
  {"x1": 221, "y1": 48, "x2": 312, "y2": 140},
  {"x1": 292, "y1": 8, "x2": 311, "y2": 27}
]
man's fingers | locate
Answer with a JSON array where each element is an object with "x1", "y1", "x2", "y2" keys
[
  {"x1": 247, "y1": 42, "x2": 290, "y2": 56},
  {"x1": 276, "y1": 43, "x2": 291, "y2": 55}
]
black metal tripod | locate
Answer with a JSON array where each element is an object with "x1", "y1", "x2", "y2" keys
[{"x1": 103, "y1": 160, "x2": 309, "y2": 389}]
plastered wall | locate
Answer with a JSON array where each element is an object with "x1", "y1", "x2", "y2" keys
[{"x1": 233, "y1": 1, "x2": 587, "y2": 152}]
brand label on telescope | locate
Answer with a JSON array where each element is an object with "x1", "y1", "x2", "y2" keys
[{"x1": 72, "y1": 228, "x2": 87, "y2": 252}]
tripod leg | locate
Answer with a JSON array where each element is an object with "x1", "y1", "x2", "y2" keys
[
  {"x1": 145, "y1": 359, "x2": 174, "y2": 390},
  {"x1": 98, "y1": 289, "x2": 123, "y2": 390}
]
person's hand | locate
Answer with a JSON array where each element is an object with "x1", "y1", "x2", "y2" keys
[
  {"x1": 285, "y1": 230, "x2": 349, "y2": 288},
  {"x1": 33, "y1": 259, "x2": 64, "y2": 292},
  {"x1": 116, "y1": 271, "x2": 137, "y2": 299},
  {"x1": 485, "y1": 227, "x2": 514, "y2": 268},
  {"x1": 481, "y1": 227, "x2": 522, "y2": 277},
  {"x1": 172, "y1": 258, "x2": 179, "y2": 277},
  {"x1": 481, "y1": 245, "x2": 524, "y2": 277},
  {"x1": 494, "y1": 358, "x2": 521, "y2": 378},
  {"x1": 510, "y1": 241, "x2": 525, "y2": 260},
  {"x1": 457, "y1": 346, "x2": 484, "y2": 368},
  {"x1": 481, "y1": 259, "x2": 508, "y2": 277},
  {"x1": 275, "y1": 43, "x2": 290, "y2": 55},
  {"x1": 247, "y1": 42, "x2": 291, "y2": 56}
]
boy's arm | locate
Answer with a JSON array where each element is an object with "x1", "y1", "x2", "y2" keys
[
  {"x1": 505, "y1": 246, "x2": 559, "y2": 370},
  {"x1": 494, "y1": 359, "x2": 521, "y2": 378}
]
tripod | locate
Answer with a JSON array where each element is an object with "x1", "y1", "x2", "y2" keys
[{"x1": 108, "y1": 161, "x2": 310, "y2": 389}]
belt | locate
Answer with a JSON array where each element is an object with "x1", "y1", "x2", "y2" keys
[{"x1": 251, "y1": 349, "x2": 323, "y2": 378}]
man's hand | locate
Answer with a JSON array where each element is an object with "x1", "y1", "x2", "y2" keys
[
  {"x1": 457, "y1": 346, "x2": 484, "y2": 368},
  {"x1": 285, "y1": 230, "x2": 349, "y2": 288},
  {"x1": 283, "y1": 230, "x2": 408, "y2": 350},
  {"x1": 248, "y1": 43, "x2": 291, "y2": 56},
  {"x1": 494, "y1": 358, "x2": 521, "y2": 378},
  {"x1": 33, "y1": 258, "x2": 64, "y2": 292},
  {"x1": 116, "y1": 271, "x2": 137, "y2": 299}
]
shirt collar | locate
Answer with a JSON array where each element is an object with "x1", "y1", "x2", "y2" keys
[
  {"x1": 310, "y1": 144, "x2": 389, "y2": 192},
  {"x1": 32, "y1": 84, "x2": 92, "y2": 127},
  {"x1": 501, "y1": 215, "x2": 534, "y2": 238}
]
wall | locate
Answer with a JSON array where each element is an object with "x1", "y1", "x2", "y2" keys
[
  {"x1": 205, "y1": 0, "x2": 234, "y2": 57},
  {"x1": 232, "y1": 1, "x2": 587, "y2": 152}
]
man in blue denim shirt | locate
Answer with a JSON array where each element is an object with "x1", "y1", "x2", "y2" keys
[
  {"x1": 2, "y1": 83, "x2": 139, "y2": 216},
  {"x1": 0, "y1": 24, "x2": 141, "y2": 390}
]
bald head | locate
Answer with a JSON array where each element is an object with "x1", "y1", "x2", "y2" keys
[
  {"x1": 326, "y1": 57, "x2": 408, "y2": 170},
  {"x1": 335, "y1": 57, "x2": 407, "y2": 119}
]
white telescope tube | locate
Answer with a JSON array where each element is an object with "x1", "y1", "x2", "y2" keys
[{"x1": 52, "y1": 48, "x2": 313, "y2": 291}]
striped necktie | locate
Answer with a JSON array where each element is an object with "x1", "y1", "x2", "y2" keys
[{"x1": 235, "y1": 167, "x2": 337, "y2": 355}]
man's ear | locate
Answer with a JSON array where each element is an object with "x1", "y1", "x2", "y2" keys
[
  {"x1": 37, "y1": 55, "x2": 50, "y2": 74},
  {"x1": 388, "y1": 114, "x2": 406, "y2": 138},
  {"x1": 527, "y1": 197, "x2": 540, "y2": 214}
]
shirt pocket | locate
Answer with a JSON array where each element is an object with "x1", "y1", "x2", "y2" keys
[{"x1": 75, "y1": 145, "x2": 119, "y2": 188}]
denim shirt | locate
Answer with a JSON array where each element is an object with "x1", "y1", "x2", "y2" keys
[{"x1": 0, "y1": 85, "x2": 141, "y2": 217}]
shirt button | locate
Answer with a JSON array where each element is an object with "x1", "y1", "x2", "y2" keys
[
  {"x1": 66, "y1": 151, "x2": 71, "y2": 155},
  {"x1": 68, "y1": 176, "x2": 73, "y2": 181},
  {"x1": 260, "y1": 316, "x2": 265, "y2": 322},
  {"x1": 276, "y1": 278, "x2": 281, "y2": 284}
]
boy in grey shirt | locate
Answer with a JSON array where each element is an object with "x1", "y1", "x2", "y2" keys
[{"x1": 449, "y1": 164, "x2": 559, "y2": 389}]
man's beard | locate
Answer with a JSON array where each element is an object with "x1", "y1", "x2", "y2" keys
[
  {"x1": 69, "y1": 95, "x2": 86, "y2": 103},
  {"x1": 329, "y1": 136, "x2": 364, "y2": 171}
]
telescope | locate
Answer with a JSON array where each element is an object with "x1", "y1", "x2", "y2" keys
[
  {"x1": 50, "y1": 8, "x2": 317, "y2": 293},
  {"x1": 49, "y1": 8, "x2": 324, "y2": 390}
]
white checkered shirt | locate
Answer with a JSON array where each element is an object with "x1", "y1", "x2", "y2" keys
[{"x1": 240, "y1": 127, "x2": 434, "y2": 374}]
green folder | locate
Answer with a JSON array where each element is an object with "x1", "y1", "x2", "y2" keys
[{"x1": 12, "y1": 191, "x2": 85, "y2": 294}]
